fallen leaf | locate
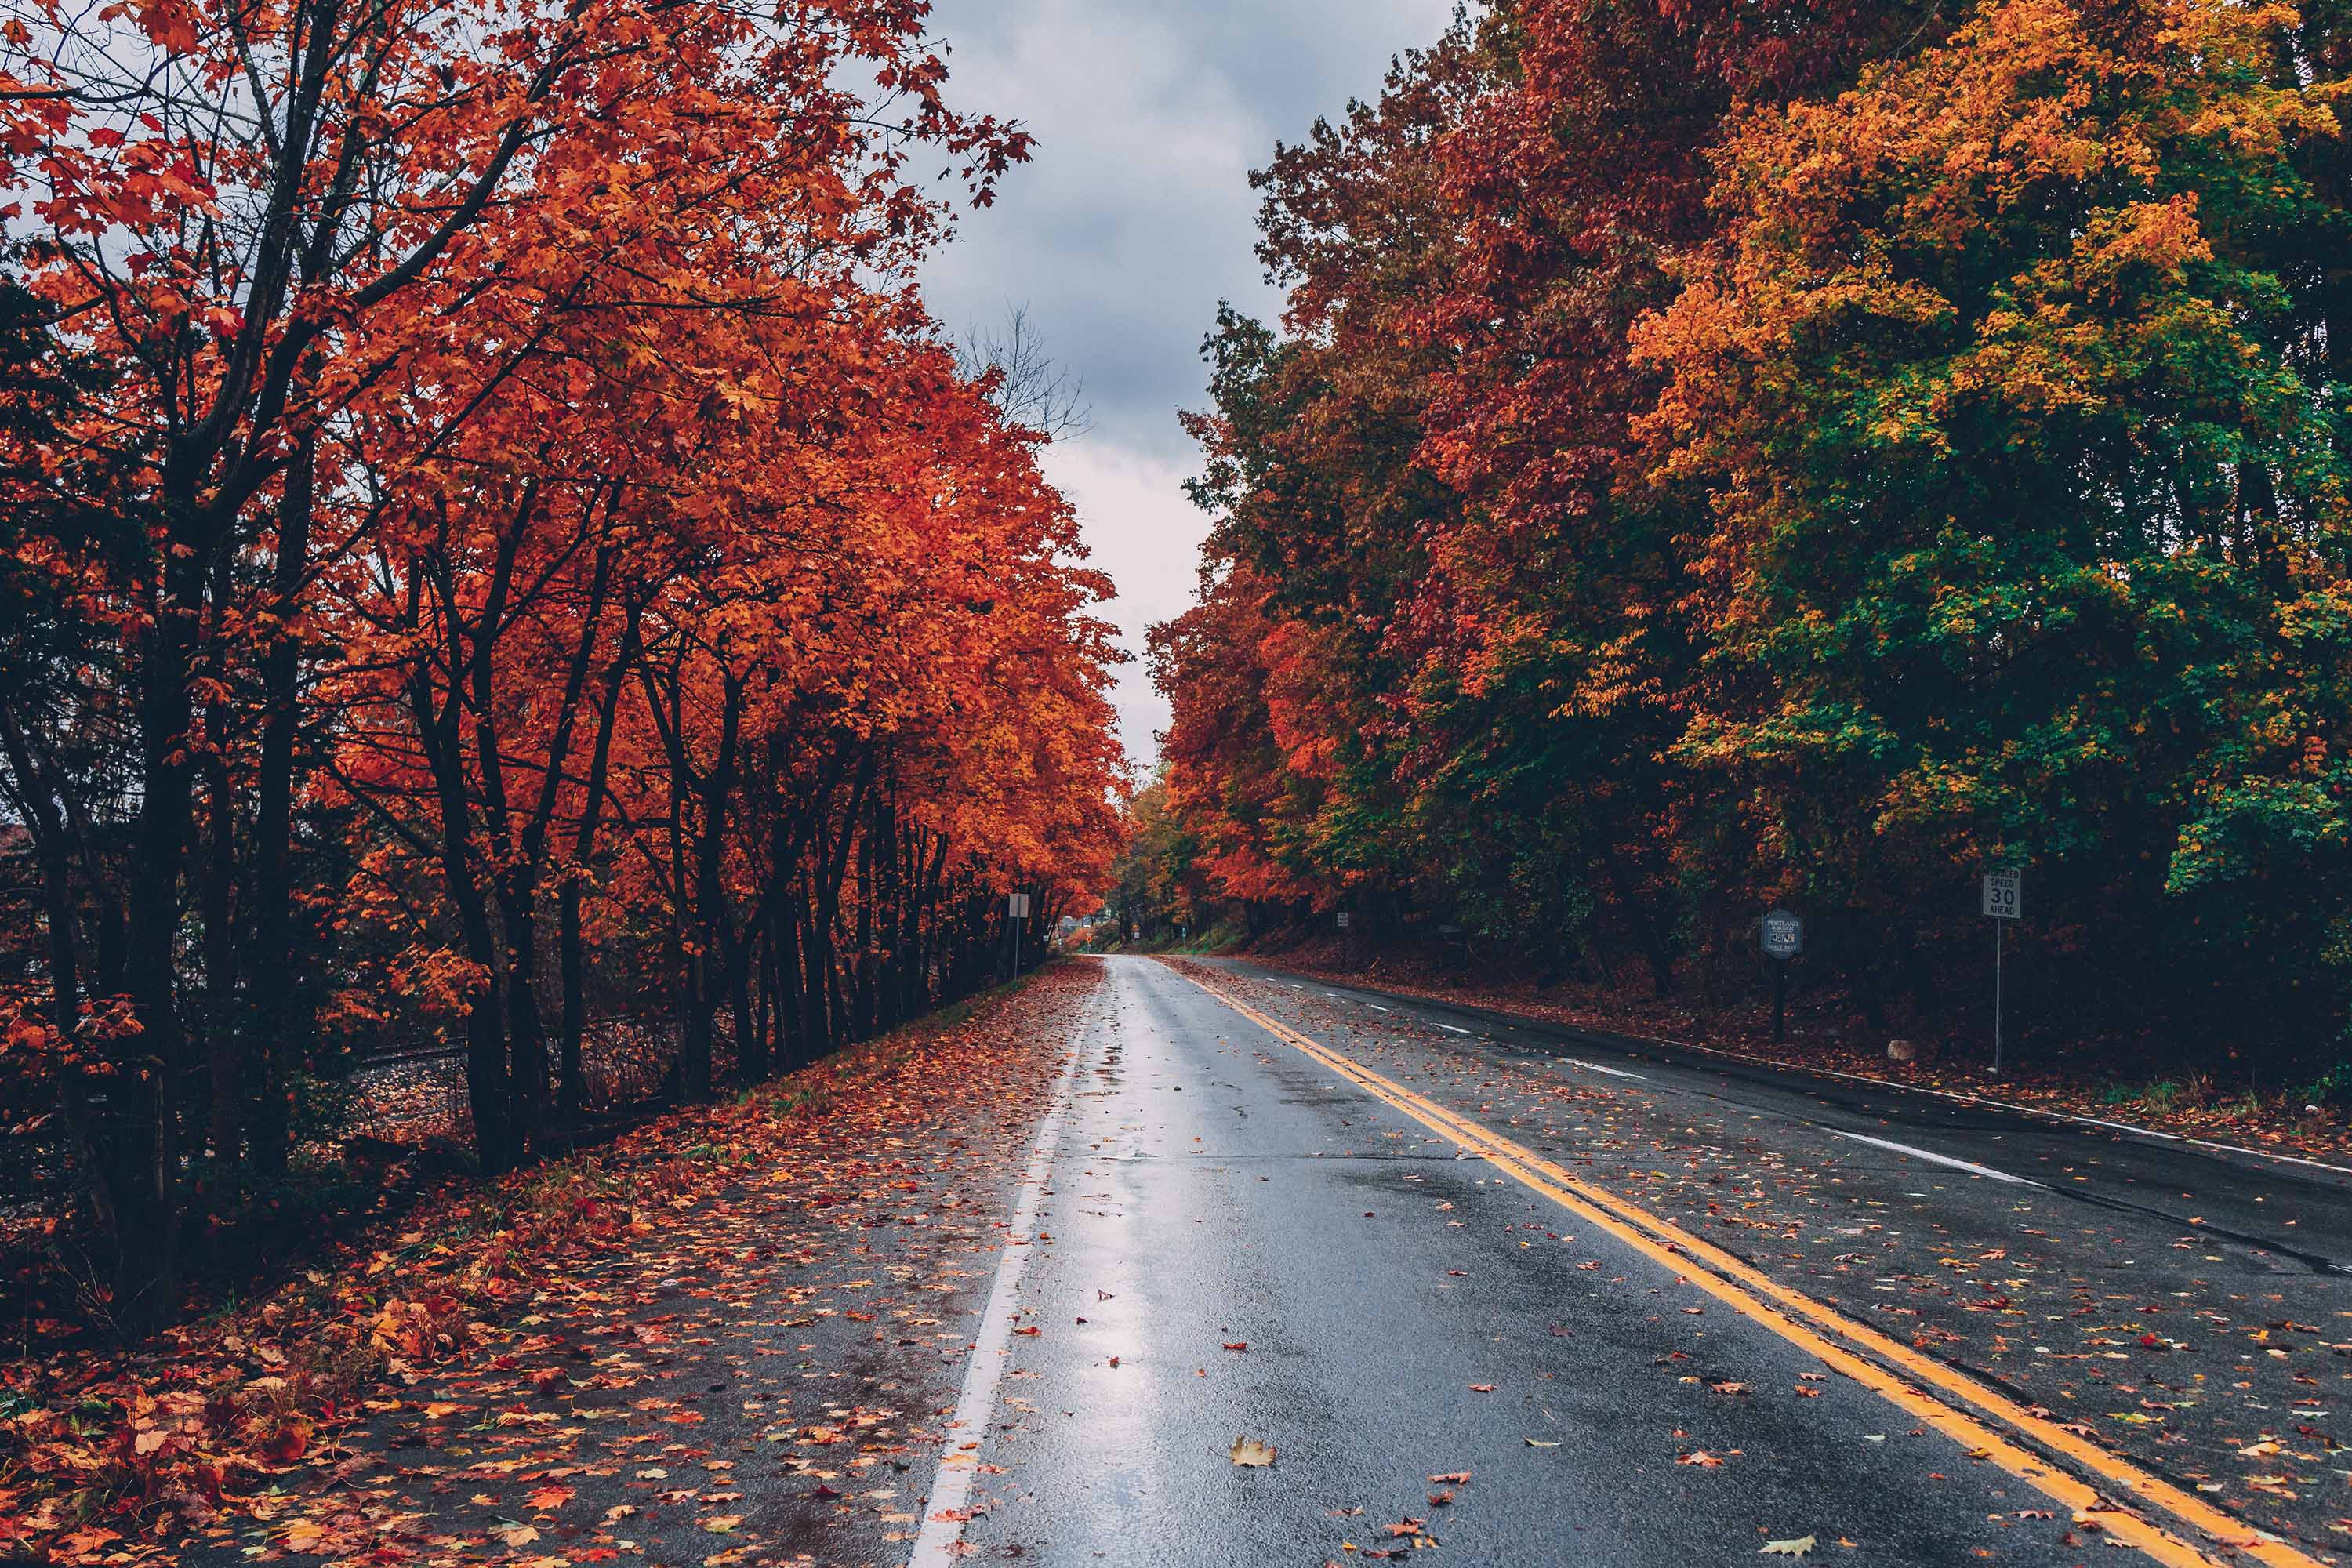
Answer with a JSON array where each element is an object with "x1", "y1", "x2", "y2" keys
[
  {"x1": 1230, "y1": 1436, "x2": 1277, "y2": 1467},
  {"x1": 1759, "y1": 1537, "x2": 1817, "y2": 1558},
  {"x1": 1679, "y1": 1451, "x2": 1725, "y2": 1467}
]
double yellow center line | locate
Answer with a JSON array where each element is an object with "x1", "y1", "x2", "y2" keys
[{"x1": 1169, "y1": 964, "x2": 2322, "y2": 1568}]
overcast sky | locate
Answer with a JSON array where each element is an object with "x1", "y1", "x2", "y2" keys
[{"x1": 916, "y1": 0, "x2": 1458, "y2": 773}]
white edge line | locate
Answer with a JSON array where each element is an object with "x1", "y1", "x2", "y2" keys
[
  {"x1": 1254, "y1": 968, "x2": 2352, "y2": 1180},
  {"x1": 1832, "y1": 1130, "x2": 2041, "y2": 1187},
  {"x1": 1436, "y1": 1022, "x2": 1472, "y2": 1035},
  {"x1": 1564, "y1": 1058, "x2": 1646, "y2": 1082},
  {"x1": 1367, "y1": 1004, "x2": 1391, "y2": 1012},
  {"x1": 907, "y1": 991, "x2": 1098, "y2": 1566}
]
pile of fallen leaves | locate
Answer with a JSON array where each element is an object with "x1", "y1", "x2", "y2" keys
[
  {"x1": 1, "y1": 1156, "x2": 687, "y2": 1555},
  {"x1": 0, "y1": 965, "x2": 1079, "y2": 1562}
]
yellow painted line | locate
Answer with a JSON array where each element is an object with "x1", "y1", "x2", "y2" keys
[{"x1": 1167, "y1": 963, "x2": 2325, "y2": 1568}]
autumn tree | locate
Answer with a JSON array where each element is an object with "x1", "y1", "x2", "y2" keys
[
  {"x1": 1636, "y1": 0, "x2": 2352, "y2": 1040},
  {"x1": 1158, "y1": 0, "x2": 2352, "y2": 1069},
  {"x1": 0, "y1": 0, "x2": 1123, "y2": 1328}
]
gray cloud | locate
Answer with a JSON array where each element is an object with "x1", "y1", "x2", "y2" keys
[{"x1": 916, "y1": 0, "x2": 1457, "y2": 765}]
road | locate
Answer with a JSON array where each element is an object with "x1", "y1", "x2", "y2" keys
[{"x1": 913, "y1": 954, "x2": 2352, "y2": 1567}]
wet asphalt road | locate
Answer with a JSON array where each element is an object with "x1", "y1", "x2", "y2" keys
[
  {"x1": 1204, "y1": 956, "x2": 2352, "y2": 1268},
  {"x1": 927, "y1": 954, "x2": 2340, "y2": 1566}
]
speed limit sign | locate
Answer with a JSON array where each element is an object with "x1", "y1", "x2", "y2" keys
[{"x1": 1981, "y1": 872, "x2": 2021, "y2": 920}]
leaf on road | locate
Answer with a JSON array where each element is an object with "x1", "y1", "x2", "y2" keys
[
  {"x1": 1679, "y1": 1451, "x2": 1725, "y2": 1467},
  {"x1": 1760, "y1": 1536, "x2": 1817, "y2": 1557},
  {"x1": 1469, "y1": 1384, "x2": 1496, "y2": 1393},
  {"x1": 1230, "y1": 1436, "x2": 1277, "y2": 1467},
  {"x1": 1524, "y1": 1438, "x2": 1561, "y2": 1448}
]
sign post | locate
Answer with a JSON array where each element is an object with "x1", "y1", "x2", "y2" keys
[
  {"x1": 1980, "y1": 871, "x2": 2021, "y2": 1074},
  {"x1": 1759, "y1": 909, "x2": 1803, "y2": 1044},
  {"x1": 1007, "y1": 891, "x2": 1031, "y2": 978}
]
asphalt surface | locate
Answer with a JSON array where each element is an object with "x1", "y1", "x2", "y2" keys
[{"x1": 922, "y1": 954, "x2": 2352, "y2": 1566}]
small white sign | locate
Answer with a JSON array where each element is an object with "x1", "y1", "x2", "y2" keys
[
  {"x1": 1982, "y1": 872, "x2": 2021, "y2": 921},
  {"x1": 1336, "y1": 912, "x2": 1352, "y2": 928},
  {"x1": 1760, "y1": 909, "x2": 1804, "y2": 960},
  {"x1": 1007, "y1": 891, "x2": 1032, "y2": 919}
]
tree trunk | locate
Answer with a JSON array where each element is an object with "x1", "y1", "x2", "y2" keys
[
  {"x1": 201, "y1": 739, "x2": 240, "y2": 1189},
  {"x1": 245, "y1": 438, "x2": 314, "y2": 1178},
  {"x1": 412, "y1": 675, "x2": 517, "y2": 1173},
  {"x1": 560, "y1": 599, "x2": 641, "y2": 1120},
  {"x1": 114, "y1": 504, "x2": 209, "y2": 1329}
]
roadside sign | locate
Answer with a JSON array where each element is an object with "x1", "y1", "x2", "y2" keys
[
  {"x1": 1981, "y1": 871, "x2": 2021, "y2": 1075},
  {"x1": 1336, "y1": 912, "x2": 1352, "y2": 929},
  {"x1": 1760, "y1": 909, "x2": 1802, "y2": 1044},
  {"x1": 1981, "y1": 872, "x2": 2020, "y2": 920},
  {"x1": 1005, "y1": 891, "x2": 1032, "y2": 978}
]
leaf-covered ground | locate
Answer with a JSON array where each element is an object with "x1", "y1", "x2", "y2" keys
[{"x1": 1, "y1": 960, "x2": 1101, "y2": 1567}]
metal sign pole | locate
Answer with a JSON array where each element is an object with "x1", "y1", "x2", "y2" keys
[
  {"x1": 1992, "y1": 918, "x2": 2003, "y2": 1077},
  {"x1": 1759, "y1": 909, "x2": 1802, "y2": 1045},
  {"x1": 1980, "y1": 870, "x2": 2020, "y2": 1077}
]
